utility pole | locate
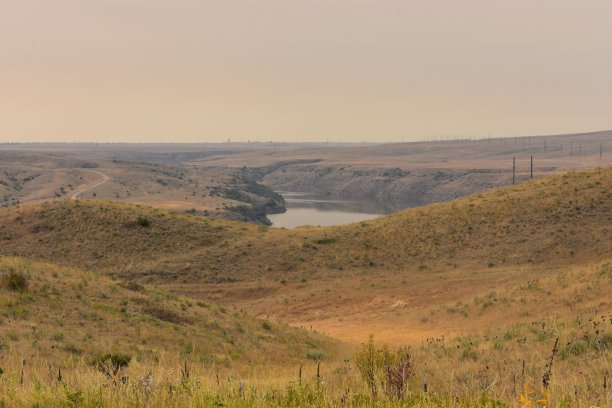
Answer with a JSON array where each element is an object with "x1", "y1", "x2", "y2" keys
[
  {"x1": 530, "y1": 156, "x2": 533, "y2": 179},
  {"x1": 512, "y1": 157, "x2": 516, "y2": 185}
]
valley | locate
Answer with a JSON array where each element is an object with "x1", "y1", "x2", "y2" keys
[
  {"x1": 2, "y1": 131, "x2": 609, "y2": 227},
  {"x1": 0, "y1": 137, "x2": 610, "y2": 407}
]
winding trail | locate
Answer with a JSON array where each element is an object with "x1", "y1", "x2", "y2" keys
[{"x1": 71, "y1": 170, "x2": 109, "y2": 200}]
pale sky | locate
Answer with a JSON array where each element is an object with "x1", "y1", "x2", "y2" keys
[{"x1": 1, "y1": 0, "x2": 611, "y2": 143}]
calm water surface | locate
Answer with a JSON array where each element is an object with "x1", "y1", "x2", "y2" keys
[{"x1": 268, "y1": 192, "x2": 384, "y2": 228}]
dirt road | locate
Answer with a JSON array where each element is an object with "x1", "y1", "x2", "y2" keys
[{"x1": 71, "y1": 170, "x2": 109, "y2": 199}]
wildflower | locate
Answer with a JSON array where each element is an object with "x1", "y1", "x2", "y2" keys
[{"x1": 520, "y1": 385, "x2": 549, "y2": 407}]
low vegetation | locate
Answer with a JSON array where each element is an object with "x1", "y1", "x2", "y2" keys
[
  {"x1": 0, "y1": 310, "x2": 609, "y2": 407},
  {"x1": 0, "y1": 167, "x2": 609, "y2": 406},
  {"x1": 0, "y1": 257, "x2": 341, "y2": 370},
  {"x1": 0, "y1": 168, "x2": 609, "y2": 284},
  {"x1": 1, "y1": 268, "x2": 28, "y2": 292}
]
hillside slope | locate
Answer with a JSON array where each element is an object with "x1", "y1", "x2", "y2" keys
[
  {"x1": 0, "y1": 168, "x2": 609, "y2": 284},
  {"x1": 0, "y1": 257, "x2": 339, "y2": 366}
]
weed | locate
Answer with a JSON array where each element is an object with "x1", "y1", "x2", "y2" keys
[{"x1": 355, "y1": 336, "x2": 414, "y2": 400}]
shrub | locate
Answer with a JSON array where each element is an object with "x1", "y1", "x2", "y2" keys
[
  {"x1": 136, "y1": 216, "x2": 150, "y2": 227},
  {"x1": 91, "y1": 353, "x2": 131, "y2": 383},
  {"x1": 315, "y1": 237, "x2": 337, "y2": 245},
  {"x1": 2, "y1": 271, "x2": 28, "y2": 292},
  {"x1": 262, "y1": 321, "x2": 272, "y2": 331},
  {"x1": 380, "y1": 345, "x2": 413, "y2": 400},
  {"x1": 91, "y1": 353, "x2": 131, "y2": 370},
  {"x1": 306, "y1": 349, "x2": 324, "y2": 361}
]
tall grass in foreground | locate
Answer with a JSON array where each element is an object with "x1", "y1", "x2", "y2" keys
[{"x1": 1, "y1": 315, "x2": 609, "y2": 408}]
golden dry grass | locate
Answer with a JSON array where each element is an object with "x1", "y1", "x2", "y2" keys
[
  {"x1": 0, "y1": 167, "x2": 610, "y2": 406},
  {"x1": 1, "y1": 288, "x2": 609, "y2": 406},
  {"x1": 0, "y1": 167, "x2": 609, "y2": 284},
  {"x1": 0, "y1": 257, "x2": 341, "y2": 370}
]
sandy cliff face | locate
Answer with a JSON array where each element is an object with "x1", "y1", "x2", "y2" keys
[{"x1": 261, "y1": 164, "x2": 514, "y2": 211}]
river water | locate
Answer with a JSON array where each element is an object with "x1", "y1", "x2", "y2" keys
[{"x1": 268, "y1": 192, "x2": 385, "y2": 228}]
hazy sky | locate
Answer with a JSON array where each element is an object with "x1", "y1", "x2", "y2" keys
[{"x1": 1, "y1": 0, "x2": 611, "y2": 143}]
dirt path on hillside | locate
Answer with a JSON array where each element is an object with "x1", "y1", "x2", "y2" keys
[{"x1": 71, "y1": 170, "x2": 109, "y2": 199}]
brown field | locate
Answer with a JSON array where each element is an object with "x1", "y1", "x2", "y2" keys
[{"x1": 0, "y1": 140, "x2": 610, "y2": 406}]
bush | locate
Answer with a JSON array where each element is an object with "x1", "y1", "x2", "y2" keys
[
  {"x1": 306, "y1": 349, "x2": 324, "y2": 361},
  {"x1": 2, "y1": 271, "x2": 28, "y2": 292},
  {"x1": 315, "y1": 237, "x2": 337, "y2": 245},
  {"x1": 91, "y1": 353, "x2": 131, "y2": 382},
  {"x1": 136, "y1": 216, "x2": 150, "y2": 227},
  {"x1": 380, "y1": 346, "x2": 413, "y2": 400},
  {"x1": 91, "y1": 353, "x2": 131, "y2": 369},
  {"x1": 262, "y1": 321, "x2": 272, "y2": 331}
]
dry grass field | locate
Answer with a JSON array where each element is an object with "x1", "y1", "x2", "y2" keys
[
  {"x1": 1, "y1": 167, "x2": 608, "y2": 280},
  {"x1": 0, "y1": 257, "x2": 340, "y2": 365},
  {"x1": 0, "y1": 261, "x2": 609, "y2": 406},
  {"x1": 0, "y1": 165, "x2": 610, "y2": 406}
]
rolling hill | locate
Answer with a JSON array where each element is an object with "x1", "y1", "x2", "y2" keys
[
  {"x1": 0, "y1": 167, "x2": 609, "y2": 284},
  {"x1": 0, "y1": 167, "x2": 610, "y2": 407},
  {"x1": 0, "y1": 256, "x2": 340, "y2": 367}
]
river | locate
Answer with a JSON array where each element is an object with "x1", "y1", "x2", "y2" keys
[{"x1": 268, "y1": 192, "x2": 385, "y2": 228}]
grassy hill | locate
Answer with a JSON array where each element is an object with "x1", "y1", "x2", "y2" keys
[
  {"x1": 0, "y1": 257, "x2": 340, "y2": 368},
  {"x1": 0, "y1": 167, "x2": 609, "y2": 284},
  {"x1": 0, "y1": 168, "x2": 610, "y2": 407},
  {"x1": 0, "y1": 258, "x2": 609, "y2": 407}
]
